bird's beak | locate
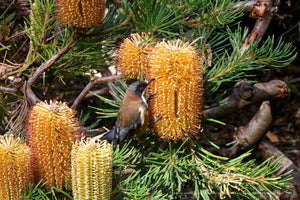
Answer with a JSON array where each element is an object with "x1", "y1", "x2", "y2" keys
[{"x1": 146, "y1": 78, "x2": 155, "y2": 85}]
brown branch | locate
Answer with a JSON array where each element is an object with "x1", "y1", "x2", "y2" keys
[
  {"x1": 71, "y1": 74, "x2": 123, "y2": 110},
  {"x1": 203, "y1": 80, "x2": 289, "y2": 119},
  {"x1": 84, "y1": 87, "x2": 109, "y2": 99},
  {"x1": 228, "y1": 100, "x2": 275, "y2": 157},
  {"x1": 233, "y1": 1, "x2": 258, "y2": 13},
  {"x1": 0, "y1": 86, "x2": 18, "y2": 93},
  {"x1": 240, "y1": 0, "x2": 280, "y2": 54},
  {"x1": 234, "y1": 0, "x2": 279, "y2": 42},
  {"x1": 256, "y1": 142, "x2": 300, "y2": 199},
  {"x1": 25, "y1": 31, "x2": 85, "y2": 105}
]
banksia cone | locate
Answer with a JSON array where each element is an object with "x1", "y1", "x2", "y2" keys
[
  {"x1": 26, "y1": 101, "x2": 81, "y2": 190},
  {"x1": 116, "y1": 33, "x2": 154, "y2": 79},
  {"x1": 0, "y1": 134, "x2": 32, "y2": 200},
  {"x1": 147, "y1": 40, "x2": 203, "y2": 141},
  {"x1": 56, "y1": 0, "x2": 105, "y2": 28},
  {"x1": 71, "y1": 139, "x2": 113, "y2": 200}
]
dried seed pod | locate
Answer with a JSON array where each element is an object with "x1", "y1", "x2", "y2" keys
[
  {"x1": 55, "y1": 0, "x2": 105, "y2": 28},
  {"x1": 116, "y1": 33, "x2": 154, "y2": 79},
  {"x1": 0, "y1": 134, "x2": 32, "y2": 200},
  {"x1": 147, "y1": 40, "x2": 203, "y2": 141},
  {"x1": 26, "y1": 100, "x2": 81, "y2": 190},
  {"x1": 71, "y1": 139, "x2": 113, "y2": 200}
]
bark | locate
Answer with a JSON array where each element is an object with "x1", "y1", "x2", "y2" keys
[
  {"x1": 256, "y1": 142, "x2": 300, "y2": 200},
  {"x1": 203, "y1": 80, "x2": 289, "y2": 119},
  {"x1": 71, "y1": 74, "x2": 123, "y2": 110},
  {"x1": 228, "y1": 100, "x2": 275, "y2": 157}
]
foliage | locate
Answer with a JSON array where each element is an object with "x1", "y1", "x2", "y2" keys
[
  {"x1": 0, "y1": 0, "x2": 297, "y2": 199},
  {"x1": 111, "y1": 139, "x2": 292, "y2": 200}
]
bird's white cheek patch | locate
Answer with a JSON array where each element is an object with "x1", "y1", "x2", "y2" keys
[{"x1": 138, "y1": 107, "x2": 145, "y2": 125}]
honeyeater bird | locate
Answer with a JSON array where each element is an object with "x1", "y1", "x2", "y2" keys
[{"x1": 92, "y1": 79, "x2": 154, "y2": 144}]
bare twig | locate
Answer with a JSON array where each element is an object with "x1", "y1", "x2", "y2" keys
[
  {"x1": 256, "y1": 142, "x2": 300, "y2": 199},
  {"x1": 228, "y1": 100, "x2": 275, "y2": 157},
  {"x1": 0, "y1": 86, "x2": 18, "y2": 93},
  {"x1": 71, "y1": 73, "x2": 123, "y2": 110},
  {"x1": 233, "y1": 1, "x2": 258, "y2": 13},
  {"x1": 84, "y1": 87, "x2": 109, "y2": 99},
  {"x1": 25, "y1": 31, "x2": 85, "y2": 105},
  {"x1": 240, "y1": 0, "x2": 280, "y2": 54},
  {"x1": 203, "y1": 80, "x2": 289, "y2": 119}
]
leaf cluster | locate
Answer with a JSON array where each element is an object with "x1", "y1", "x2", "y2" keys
[{"x1": 112, "y1": 139, "x2": 292, "y2": 200}]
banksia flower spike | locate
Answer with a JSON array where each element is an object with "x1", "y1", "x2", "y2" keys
[
  {"x1": 56, "y1": 0, "x2": 105, "y2": 28},
  {"x1": 147, "y1": 40, "x2": 203, "y2": 141},
  {"x1": 0, "y1": 134, "x2": 32, "y2": 200},
  {"x1": 26, "y1": 100, "x2": 81, "y2": 190},
  {"x1": 116, "y1": 33, "x2": 154, "y2": 79},
  {"x1": 71, "y1": 138, "x2": 113, "y2": 200}
]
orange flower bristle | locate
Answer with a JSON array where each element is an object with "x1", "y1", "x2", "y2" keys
[
  {"x1": 147, "y1": 40, "x2": 203, "y2": 141},
  {"x1": 26, "y1": 100, "x2": 81, "y2": 190},
  {"x1": 0, "y1": 134, "x2": 32, "y2": 200},
  {"x1": 116, "y1": 33, "x2": 154, "y2": 79},
  {"x1": 55, "y1": 0, "x2": 105, "y2": 28}
]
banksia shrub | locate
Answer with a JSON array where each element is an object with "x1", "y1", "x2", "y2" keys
[
  {"x1": 147, "y1": 40, "x2": 203, "y2": 141},
  {"x1": 26, "y1": 101, "x2": 81, "y2": 190},
  {"x1": 55, "y1": 0, "x2": 105, "y2": 28},
  {"x1": 0, "y1": 134, "x2": 32, "y2": 200},
  {"x1": 71, "y1": 138, "x2": 113, "y2": 200},
  {"x1": 116, "y1": 33, "x2": 154, "y2": 79}
]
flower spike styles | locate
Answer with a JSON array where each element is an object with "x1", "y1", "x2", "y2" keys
[
  {"x1": 71, "y1": 138, "x2": 113, "y2": 200},
  {"x1": 56, "y1": 0, "x2": 105, "y2": 28},
  {"x1": 116, "y1": 33, "x2": 154, "y2": 79},
  {"x1": 147, "y1": 40, "x2": 203, "y2": 141},
  {"x1": 0, "y1": 134, "x2": 32, "y2": 200},
  {"x1": 26, "y1": 100, "x2": 81, "y2": 190}
]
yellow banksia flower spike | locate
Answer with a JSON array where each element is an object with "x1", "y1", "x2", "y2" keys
[
  {"x1": 147, "y1": 40, "x2": 203, "y2": 141},
  {"x1": 55, "y1": 0, "x2": 106, "y2": 28},
  {"x1": 26, "y1": 100, "x2": 81, "y2": 190},
  {"x1": 71, "y1": 138, "x2": 113, "y2": 200},
  {"x1": 116, "y1": 33, "x2": 154, "y2": 79},
  {"x1": 0, "y1": 134, "x2": 32, "y2": 200}
]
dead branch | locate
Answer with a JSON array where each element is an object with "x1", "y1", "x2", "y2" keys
[
  {"x1": 249, "y1": 0, "x2": 280, "y2": 42},
  {"x1": 233, "y1": 1, "x2": 258, "y2": 13},
  {"x1": 25, "y1": 31, "x2": 85, "y2": 105},
  {"x1": 256, "y1": 142, "x2": 300, "y2": 199},
  {"x1": 203, "y1": 80, "x2": 289, "y2": 119},
  {"x1": 71, "y1": 73, "x2": 123, "y2": 110},
  {"x1": 240, "y1": 0, "x2": 280, "y2": 54},
  {"x1": 84, "y1": 87, "x2": 109, "y2": 99},
  {"x1": 228, "y1": 100, "x2": 275, "y2": 157},
  {"x1": 0, "y1": 86, "x2": 18, "y2": 93}
]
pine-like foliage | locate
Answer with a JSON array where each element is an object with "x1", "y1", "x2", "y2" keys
[
  {"x1": 112, "y1": 140, "x2": 292, "y2": 200},
  {"x1": 0, "y1": 0, "x2": 297, "y2": 199}
]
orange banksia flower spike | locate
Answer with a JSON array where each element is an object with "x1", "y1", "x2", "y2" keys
[
  {"x1": 0, "y1": 134, "x2": 32, "y2": 200},
  {"x1": 26, "y1": 100, "x2": 81, "y2": 190},
  {"x1": 147, "y1": 40, "x2": 203, "y2": 141},
  {"x1": 71, "y1": 138, "x2": 113, "y2": 200},
  {"x1": 56, "y1": 0, "x2": 106, "y2": 28},
  {"x1": 116, "y1": 33, "x2": 154, "y2": 79}
]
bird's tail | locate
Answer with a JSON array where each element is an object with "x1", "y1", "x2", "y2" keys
[{"x1": 91, "y1": 128, "x2": 115, "y2": 143}]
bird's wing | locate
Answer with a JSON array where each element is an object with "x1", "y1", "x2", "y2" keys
[
  {"x1": 138, "y1": 106, "x2": 145, "y2": 125},
  {"x1": 91, "y1": 128, "x2": 115, "y2": 143}
]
